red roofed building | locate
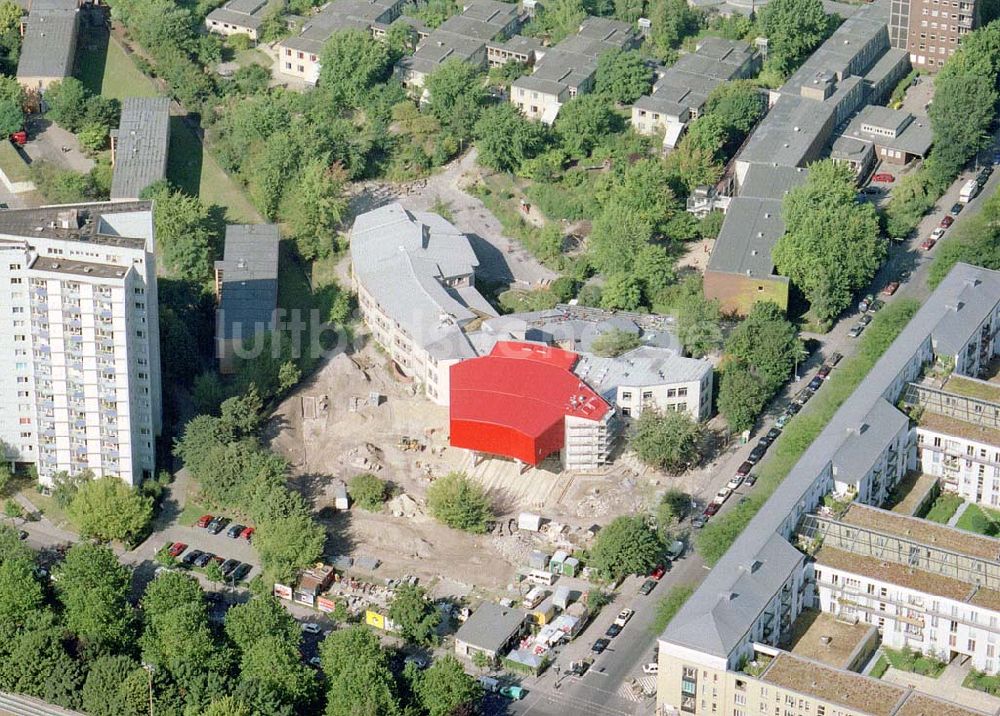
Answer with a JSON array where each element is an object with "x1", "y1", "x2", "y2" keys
[{"x1": 449, "y1": 341, "x2": 617, "y2": 470}]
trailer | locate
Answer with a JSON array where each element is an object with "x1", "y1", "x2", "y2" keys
[{"x1": 960, "y1": 179, "x2": 979, "y2": 204}]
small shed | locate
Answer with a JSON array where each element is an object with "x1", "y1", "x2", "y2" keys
[
  {"x1": 331, "y1": 480, "x2": 349, "y2": 511},
  {"x1": 562, "y1": 556, "x2": 580, "y2": 577},
  {"x1": 518, "y1": 512, "x2": 543, "y2": 531},
  {"x1": 528, "y1": 550, "x2": 550, "y2": 570},
  {"x1": 549, "y1": 550, "x2": 568, "y2": 574},
  {"x1": 552, "y1": 585, "x2": 572, "y2": 610}
]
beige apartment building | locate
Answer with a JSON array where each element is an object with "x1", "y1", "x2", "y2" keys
[{"x1": 889, "y1": 0, "x2": 978, "y2": 70}]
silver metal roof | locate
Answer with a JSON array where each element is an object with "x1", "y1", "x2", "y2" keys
[
  {"x1": 16, "y1": 3, "x2": 77, "y2": 82},
  {"x1": 110, "y1": 97, "x2": 171, "y2": 201},
  {"x1": 215, "y1": 224, "x2": 280, "y2": 341}
]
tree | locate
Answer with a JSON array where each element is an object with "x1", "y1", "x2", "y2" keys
[
  {"x1": 413, "y1": 655, "x2": 481, "y2": 716},
  {"x1": 473, "y1": 102, "x2": 547, "y2": 173},
  {"x1": 0, "y1": 556, "x2": 43, "y2": 627},
  {"x1": 718, "y1": 363, "x2": 769, "y2": 433},
  {"x1": 0, "y1": 523, "x2": 30, "y2": 565},
  {"x1": 704, "y1": 80, "x2": 766, "y2": 135},
  {"x1": 588, "y1": 204, "x2": 654, "y2": 276},
  {"x1": 426, "y1": 472, "x2": 493, "y2": 534},
  {"x1": 589, "y1": 515, "x2": 664, "y2": 581},
  {"x1": 225, "y1": 595, "x2": 300, "y2": 655},
  {"x1": 321, "y1": 626, "x2": 400, "y2": 716},
  {"x1": 388, "y1": 584, "x2": 441, "y2": 645},
  {"x1": 145, "y1": 183, "x2": 218, "y2": 283},
  {"x1": 77, "y1": 123, "x2": 109, "y2": 154},
  {"x1": 54, "y1": 542, "x2": 133, "y2": 654},
  {"x1": 45, "y1": 78, "x2": 89, "y2": 131},
  {"x1": 656, "y1": 489, "x2": 690, "y2": 539},
  {"x1": 348, "y1": 473, "x2": 389, "y2": 512},
  {"x1": 758, "y1": 0, "x2": 834, "y2": 79},
  {"x1": 81, "y1": 654, "x2": 147, "y2": 716},
  {"x1": 556, "y1": 94, "x2": 618, "y2": 158},
  {"x1": 774, "y1": 160, "x2": 884, "y2": 321},
  {"x1": 0, "y1": 3, "x2": 21, "y2": 74},
  {"x1": 67, "y1": 476, "x2": 153, "y2": 543},
  {"x1": 600, "y1": 273, "x2": 643, "y2": 310},
  {"x1": 218, "y1": 385, "x2": 264, "y2": 440},
  {"x1": 590, "y1": 329, "x2": 641, "y2": 357},
  {"x1": 3, "y1": 498, "x2": 22, "y2": 523},
  {"x1": 254, "y1": 512, "x2": 326, "y2": 583},
  {"x1": 647, "y1": 0, "x2": 701, "y2": 59},
  {"x1": 630, "y1": 410, "x2": 704, "y2": 472},
  {"x1": 596, "y1": 49, "x2": 653, "y2": 104},
  {"x1": 0, "y1": 95, "x2": 21, "y2": 137},
  {"x1": 205, "y1": 559, "x2": 224, "y2": 586},
  {"x1": 426, "y1": 59, "x2": 486, "y2": 140},
  {"x1": 282, "y1": 159, "x2": 347, "y2": 260},
  {"x1": 528, "y1": 0, "x2": 586, "y2": 43},
  {"x1": 724, "y1": 301, "x2": 802, "y2": 393},
  {"x1": 0, "y1": 612, "x2": 75, "y2": 699},
  {"x1": 674, "y1": 278, "x2": 722, "y2": 358},
  {"x1": 202, "y1": 697, "x2": 254, "y2": 716},
  {"x1": 240, "y1": 635, "x2": 318, "y2": 709}
]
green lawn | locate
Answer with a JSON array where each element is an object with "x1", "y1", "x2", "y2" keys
[
  {"x1": 16, "y1": 485, "x2": 72, "y2": 531},
  {"x1": 77, "y1": 31, "x2": 261, "y2": 224},
  {"x1": 955, "y1": 502, "x2": 1000, "y2": 536},
  {"x1": 883, "y1": 646, "x2": 946, "y2": 677},
  {"x1": 922, "y1": 492, "x2": 964, "y2": 524},
  {"x1": 966, "y1": 669, "x2": 1000, "y2": 695}
]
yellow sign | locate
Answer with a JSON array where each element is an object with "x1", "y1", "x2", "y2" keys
[{"x1": 366, "y1": 610, "x2": 386, "y2": 629}]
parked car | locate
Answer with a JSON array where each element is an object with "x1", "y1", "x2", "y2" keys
[
  {"x1": 567, "y1": 660, "x2": 591, "y2": 676},
  {"x1": 920, "y1": 237, "x2": 937, "y2": 251},
  {"x1": 736, "y1": 460, "x2": 754, "y2": 477},
  {"x1": 748, "y1": 443, "x2": 767, "y2": 463},
  {"x1": 829, "y1": 352, "x2": 843, "y2": 365},
  {"x1": 858, "y1": 297, "x2": 870, "y2": 313},
  {"x1": 591, "y1": 638, "x2": 611, "y2": 653},
  {"x1": 615, "y1": 609, "x2": 635, "y2": 627},
  {"x1": 882, "y1": 281, "x2": 899, "y2": 296},
  {"x1": 941, "y1": 215, "x2": 954, "y2": 228},
  {"x1": 703, "y1": 503, "x2": 721, "y2": 517},
  {"x1": 848, "y1": 323, "x2": 865, "y2": 338},
  {"x1": 638, "y1": 579, "x2": 657, "y2": 596},
  {"x1": 726, "y1": 475, "x2": 743, "y2": 490},
  {"x1": 182, "y1": 549, "x2": 204, "y2": 566},
  {"x1": 301, "y1": 623, "x2": 322, "y2": 635},
  {"x1": 404, "y1": 655, "x2": 429, "y2": 669},
  {"x1": 951, "y1": 202, "x2": 964, "y2": 216},
  {"x1": 775, "y1": 414, "x2": 791, "y2": 429},
  {"x1": 196, "y1": 514, "x2": 214, "y2": 528},
  {"x1": 226, "y1": 524, "x2": 245, "y2": 538},
  {"x1": 220, "y1": 558, "x2": 240, "y2": 576},
  {"x1": 605, "y1": 623, "x2": 623, "y2": 638},
  {"x1": 786, "y1": 402, "x2": 801, "y2": 416},
  {"x1": 308, "y1": 656, "x2": 322, "y2": 668},
  {"x1": 868, "y1": 299, "x2": 884, "y2": 312},
  {"x1": 817, "y1": 365, "x2": 831, "y2": 379},
  {"x1": 206, "y1": 517, "x2": 230, "y2": 535},
  {"x1": 744, "y1": 474, "x2": 757, "y2": 487},
  {"x1": 713, "y1": 488, "x2": 732, "y2": 505},
  {"x1": 230, "y1": 563, "x2": 252, "y2": 582},
  {"x1": 794, "y1": 389, "x2": 813, "y2": 406},
  {"x1": 167, "y1": 542, "x2": 187, "y2": 558},
  {"x1": 643, "y1": 663, "x2": 659, "y2": 675},
  {"x1": 500, "y1": 685, "x2": 526, "y2": 700},
  {"x1": 691, "y1": 516, "x2": 706, "y2": 529},
  {"x1": 650, "y1": 564, "x2": 666, "y2": 581},
  {"x1": 872, "y1": 172, "x2": 894, "y2": 183},
  {"x1": 931, "y1": 227, "x2": 946, "y2": 240},
  {"x1": 807, "y1": 376, "x2": 823, "y2": 392},
  {"x1": 859, "y1": 313, "x2": 873, "y2": 326},
  {"x1": 193, "y1": 552, "x2": 214, "y2": 568}
]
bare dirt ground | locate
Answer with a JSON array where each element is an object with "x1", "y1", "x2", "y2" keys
[
  {"x1": 676, "y1": 237, "x2": 715, "y2": 273},
  {"x1": 266, "y1": 338, "x2": 724, "y2": 596}
]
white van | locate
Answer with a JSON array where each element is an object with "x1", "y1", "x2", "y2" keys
[
  {"x1": 478, "y1": 676, "x2": 500, "y2": 693},
  {"x1": 523, "y1": 586, "x2": 547, "y2": 608}
]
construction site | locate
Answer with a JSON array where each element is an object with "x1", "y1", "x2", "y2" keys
[{"x1": 265, "y1": 340, "x2": 706, "y2": 593}]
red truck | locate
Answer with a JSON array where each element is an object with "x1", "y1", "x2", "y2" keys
[{"x1": 9, "y1": 131, "x2": 26, "y2": 147}]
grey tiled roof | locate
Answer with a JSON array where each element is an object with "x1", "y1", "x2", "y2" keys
[
  {"x1": 16, "y1": 2, "x2": 77, "y2": 81},
  {"x1": 661, "y1": 263, "x2": 1000, "y2": 660},
  {"x1": 738, "y1": 165, "x2": 810, "y2": 201},
  {"x1": 706, "y1": 197, "x2": 787, "y2": 279},
  {"x1": 110, "y1": 97, "x2": 171, "y2": 201},
  {"x1": 215, "y1": 224, "x2": 280, "y2": 340}
]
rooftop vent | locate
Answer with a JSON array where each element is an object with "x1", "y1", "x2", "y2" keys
[{"x1": 820, "y1": 635, "x2": 832, "y2": 646}]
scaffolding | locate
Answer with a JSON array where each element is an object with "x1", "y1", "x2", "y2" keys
[{"x1": 903, "y1": 381, "x2": 1000, "y2": 430}]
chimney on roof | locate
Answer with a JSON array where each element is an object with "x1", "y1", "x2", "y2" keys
[{"x1": 57, "y1": 209, "x2": 79, "y2": 230}]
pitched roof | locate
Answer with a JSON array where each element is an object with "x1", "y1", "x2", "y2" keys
[
  {"x1": 110, "y1": 97, "x2": 171, "y2": 201},
  {"x1": 215, "y1": 224, "x2": 280, "y2": 340},
  {"x1": 16, "y1": 2, "x2": 78, "y2": 81},
  {"x1": 454, "y1": 602, "x2": 526, "y2": 652}
]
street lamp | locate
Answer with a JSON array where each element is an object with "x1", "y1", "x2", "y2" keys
[{"x1": 142, "y1": 663, "x2": 155, "y2": 716}]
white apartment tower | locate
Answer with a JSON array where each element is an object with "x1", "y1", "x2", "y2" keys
[{"x1": 0, "y1": 202, "x2": 162, "y2": 487}]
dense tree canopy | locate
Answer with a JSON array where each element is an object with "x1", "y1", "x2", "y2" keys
[
  {"x1": 67, "y1": 476, "x2": 153, "y2": 544},
  {"x1": 55, "y1": 543, "x2": 134, "y2": 655},
  {"x1": 718, "y1": 363, "x2": 769, "y2": 433},
  {"x1": 426, "y1": 472, "x2": 493, "y2": 533},
  {"x1": 321, "y1": 626, "x2": 400, "y2": 716},
  {"x1": 758, "y1": 0, "x2": 835, "y2": 80},
  {"x1": 319, "y1": 29, "x2": 393, "y2": 106},
  {"x1": 388, "y1": 584, "x2": 441, "y2": 645},
  {"x1": 630, "y1": 409, "x2": 704, "y2": 472},
  {"x1": 774, "y1": 160, "x2": 884, "y2": 321},
  {"x1": 589, "y1": 515, "x2": 664, "y2": 581},
  {"x1": 596, "y1": 49, "x2": 653, "y2": 104},
  {"x1": 473, "y1": 103, "x2": 547, "y2": 173}
]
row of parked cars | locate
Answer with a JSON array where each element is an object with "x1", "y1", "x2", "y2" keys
[
  {"x1": 196, "y1": 514, "x2": 255, "y2": 541},
  {"x1": 695, "y1": 354, "x2": 843, "y2": 527},
  {"x1": 165, "y1": 540, "x2": 253, "y2": 582}
]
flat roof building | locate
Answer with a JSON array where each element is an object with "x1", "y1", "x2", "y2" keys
[
  {"x1": 16, "y1": 0, "x2": 79, "y2": 92},
  {"x1": 454, "y1": 602, "x2": 527, "y2": 660},
  {"x1": 889, "y1": 0, "x2": 979, "y2": 72},
  {"x1": 214, "y1": 224, "x2": 280, "y2": 374},
  {"x1": 0, "y1": 202, "x2": 162, "y2": 486},
  {"x1": 831, "y1": 105, "x2": 932, "y2": 178},
  {"x1": 110, "y1": 97, "x2": 171, "y2": 202}
]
